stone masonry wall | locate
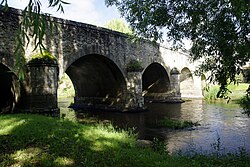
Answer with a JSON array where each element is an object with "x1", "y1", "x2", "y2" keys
[
  {"x1": 0, "y1": 7, "x2": 20, "y2": 69},
  {"x1": 0, "y1": 7, "x2": 203, "y2": 112}
]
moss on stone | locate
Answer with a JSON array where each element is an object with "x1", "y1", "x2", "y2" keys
[
  {"x1": 30, "y1": 51, "x2": 57, "y2": 63},
  {"x1": 127, "y1": 59, "x2": 143, "y2": 72}
]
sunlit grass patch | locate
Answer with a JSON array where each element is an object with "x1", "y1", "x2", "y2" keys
[
  {"x1": 227, "y1": 83, "x2": 249, "y2": 91},
  {"x1": 0, "y1": 114, "x2": 137, "y2": 166},
  {"x1": 204, "y1": 83, "x2": 249, "y2": 101},
  {"x1": 0, "y1": 114, "x2": 249, "y2": 166},
  {"x1": 76, "y1": 123, "x2": 135, "y2": 152},
  {"x1": 0, "y1": 118, "x2": 26, "y2": 135},
  {"x1": 54, "y1": 157, "x2": 75, "y2": 166},
  {"x1": 11, "y1": 147, "x2": 43, "y2": 165}
]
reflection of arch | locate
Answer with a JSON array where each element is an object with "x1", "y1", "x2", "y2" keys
[
  {"x1": 142, "y1": 63, "x2": 170, "y2": 94},
  {"x1": 0, "y1": 63, "x2": 21, "y2": 113},
  {"x1": 180, "y1": 67, "x2": 194, "y2": 97},
  {"x1": 65, "y1": 54, "x2": 126, "y2": 103}
]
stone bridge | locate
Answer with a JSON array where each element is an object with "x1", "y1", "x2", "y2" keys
[{"x1": 0, "y1": 7, "x2": 205, "y2": 113}]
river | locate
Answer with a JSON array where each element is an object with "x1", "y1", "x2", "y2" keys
[{"x1": 59, "y1": 98, "x2": 250, "y2": 155}]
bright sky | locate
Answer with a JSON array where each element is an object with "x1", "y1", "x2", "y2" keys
[{"x1": 8, "y1": 0, "x2": 122, "y2": 26}]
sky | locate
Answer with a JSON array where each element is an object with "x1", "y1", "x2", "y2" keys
[{"x1": 8, "y1": 0, "x2": 123, "y2": 26}]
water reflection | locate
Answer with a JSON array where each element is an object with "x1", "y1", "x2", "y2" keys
[{"x1": 59, "y1": 98, "x2": 250, "y2": 155}]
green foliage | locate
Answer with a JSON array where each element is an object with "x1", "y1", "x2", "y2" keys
[
  {"x1": 126, "y1": 59, "x2": 143, "y2": 72},
  {"x1": 204, "y1": 86, "x2": 220, "y2": 100},
  {"x1": 105, "y1": 0, "x2": 250, "y2": 97},
  {"x1": 243, "y1": 69, "x2": 250, "y2": 83},
  {"x1": 157, "y1": 118, "x2": 199, "y2": 129},
  {"x1": 105, "y1": 18, "x2": 133, "y2": 35},
  {"x1": 58, "y1": 73, "x2": 75, "y2": 98},
  {"x1": 30, "y1": 50, "x2": 57, "y2": 63},
  {"x1": 239, "y1": 85, "x2": 250, "y2": 116},
  {"x1": 152, "y1": 137, "x2": 168, "y2": 154}
]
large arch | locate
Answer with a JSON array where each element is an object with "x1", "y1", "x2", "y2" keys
[
  {"x1": 0, "y1": 63, "x2": 21, "y2": 113},
  {"x1": 65, "y1": 54, "x2": 127, "y2": 107},
  {"x1": 180, "y1": 67, "x2": 195, "y2": 98},
  {"x1": 142, "y1": 63, "x2": 171, "y2": 95}
]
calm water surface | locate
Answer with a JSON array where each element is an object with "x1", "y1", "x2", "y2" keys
[{"x1": 59, "y1": 98, "x2": 250, "y2": 155}]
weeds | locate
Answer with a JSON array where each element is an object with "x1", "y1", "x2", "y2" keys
[
  {"x1": 203, "y1": 86, "x2": 220, "y2": 100},
  {"x1": 157, "y1": 118, "x2": 199, "y2": 129},
  {"x1": 152, "y1": 137, "x2": 168, "y2": 154},
  {"x1": 239, "y1": 85, "x2": 250, "y2": 116}
]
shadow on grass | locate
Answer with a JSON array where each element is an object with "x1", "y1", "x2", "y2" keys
[
  {"x1": 0, "y1": 114, "x2": 250, "y2": 167},
  {"x1": 0, "y1": 114, "x2": 136, "y2": 166}
]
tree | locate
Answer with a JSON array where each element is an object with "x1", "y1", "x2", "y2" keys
[
  {"x1": 0, "y1": 0, "x2": 69, "y2": 79},
  {"x1": 105, "y1": 0, "x2": 250, "y2": 97},
  {"x1": 105, "y1": 18, "x2": 133, "y2": 35}
]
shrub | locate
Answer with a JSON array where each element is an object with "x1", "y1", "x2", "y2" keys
[
  {"x1": 242, "y1": 69, "x2": 250, "y2": 83},
  {"x1": 157, "y1": 118, "x2": 199, "y2": 129},
  {"x1": 126, "y1": 59, "x2": 143, "y2": 72},
  {"x1": 239, "y1": 86, "x2": 250, "y2": 116},
  {"x1": 203, "y1": 86, "x2": 220, "y2": 100}
]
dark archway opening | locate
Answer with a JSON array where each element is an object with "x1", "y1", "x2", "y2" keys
[
  {"x1": 65, "y1": 54, "x2": 126, "y2": 108},
  {"x1": 142, "y1": 63, "x2": 170, "y2": 95},
  {"x1": 0, "y1": 64, "x2": 21, "y2": 113}
]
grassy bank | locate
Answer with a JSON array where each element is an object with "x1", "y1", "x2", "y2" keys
[
  {"x1": 0, "y1": 114, "x2": 249, "y2": 167},
  {"x1": 204, "y1": 83, "x2": 249, "y2": 101}
]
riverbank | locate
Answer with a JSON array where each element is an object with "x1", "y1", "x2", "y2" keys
[
  {"x1": 204, "y1": 83, "x2": 249, "y2": 101},
  {"x1": 0, "y1": 114, "x2": 249, "y2": 167}
]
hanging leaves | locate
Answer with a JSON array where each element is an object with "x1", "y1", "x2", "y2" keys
[{"x1": 0, "y1": 0, "x2": 69, "y2": 80}]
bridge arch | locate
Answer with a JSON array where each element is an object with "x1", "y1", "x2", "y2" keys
[
  {"x1": 65, "y1": 54, "x2": 127, "y2": 107},
  {"x1": 0, "y1": 63, "x2": 21, "y2": 113},
  {"x1": 180, "y1": 67, "x2": 195, "y2": 98},
  {"x1": 142, "y1": 62, "x2": 171, "y2": 95}
]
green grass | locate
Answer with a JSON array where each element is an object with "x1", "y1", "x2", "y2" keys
[
  {"x1": 203, "y1": 85, "x2": 220, "y2": 100},
  {"x1": 204, "y1": 83, "x2": 249, "y2": 101},
  {"x1": 227, "y1": 83, "x2": 249, "y2": 91},
  {"x1": 228, "y1": 83, "x2": 249, "y2": 100},
  {"x1": 156, "y1": 119, "x2": 199, "y2": 129},
  {"x1": 0, "y1": 114, "x2": 249, "y2": 167}
]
